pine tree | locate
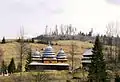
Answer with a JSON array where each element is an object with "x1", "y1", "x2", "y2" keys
[
  {"x1": 2, "y1": 37, "x2": 6, "y2": 44},
  {"x1": 88, "y1": 35, "x2": 107, "y2": 82},
  {"x1": 1, "y1": 60, "x2": 7, "y2": 76},
  {"x1": 25, "y1": 48, "x2": 32, "y2": 71},
  {"x1": 31, "y1": 38, "x2": 34, "y2": 43},
  {"x1": 8, "y1": 58, "x2": 16, "y2": 74},
  {"x1": 16, "y1": 37, "x2": 21, "y2": 42}
]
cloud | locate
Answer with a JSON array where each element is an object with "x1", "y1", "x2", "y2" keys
[
  {"x1": 6, "y1": 0, "x2": 64, "y2": 15},
  {"x1": 106, "y1": 0, "x2": 120, "y2": 5},
  {"x1": 1, "y1": 0, "x2": 120, "y2": 38},
  {"x1": 0, "y1": 0, "x2": 65, "y2": 38}
]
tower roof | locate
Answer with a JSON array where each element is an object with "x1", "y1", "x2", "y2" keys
[
  {"x1": 82, "y1": 48, "x2": 93, "y2": 56},
  {"x1": 42, "y1": 44, "x2": 56, "y2": 58},
  {"x1": 32, "y1": 50, "x2": 41, "y2": 58},
  {"x1": 57, "y1": 48, "x2": 67, "y2": 59}
]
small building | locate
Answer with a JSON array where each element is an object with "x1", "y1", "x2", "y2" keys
[
  {"x1": 81, "y1": 48, "x2": 93, "y2": 70},
  {"x1": 28, "y1": 44, "x2": 69, "y2": 71}
]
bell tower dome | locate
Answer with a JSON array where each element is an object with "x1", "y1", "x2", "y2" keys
[{"x1": 42, "y1": 43, "x2": 57, "y2": 63}]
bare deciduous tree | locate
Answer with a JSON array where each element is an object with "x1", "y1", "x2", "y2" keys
[
  {"x1": 45, "y1": 25, "x2": 48, "y2": 35},
  {"x1": 106, "y1": 23, "x2": 114, "y2": 63},
  {"x1": 17, "y1": 27, "x2": 30, "y2": 81},
  {"x1": 70, "y1": 41, "x2": 77, "y2": 71},
  {"x1": 106, "y1": 22, "x2": 120, "y2": 80},
  {"x1": 60, "y1": 24, "x2": 64, "y2": 35}
]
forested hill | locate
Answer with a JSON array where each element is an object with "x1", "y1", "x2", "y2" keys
[{"x1": 35, "y1": 34, "x2": 120, "y2": 46}]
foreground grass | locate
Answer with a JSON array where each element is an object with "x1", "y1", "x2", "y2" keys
[{"x1": 0, "y1": 71, "x2": 88, "y2": 82}]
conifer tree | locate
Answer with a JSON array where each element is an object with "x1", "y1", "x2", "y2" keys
[
  {"x1": 1, "y1": 60, "x2": 7, "y2": 76},
  {"x1": 88, "y1": 35, "x2": 107, "y2": 82},
  {"x1": 25, "y1": 48, "x2": 32, "y2": 71},
  {"x1": 8, "y1": 58, "x2": 16, "y2": 74},
  {"x1": 31, "y1": 38, "x2": 34, "y2": 43},
  {"x1": 2, "y1": 37, "x2": 6, "y2": 44},
  {"x1": 16, "y1": 37, "x2": 20, "y2": 42}
]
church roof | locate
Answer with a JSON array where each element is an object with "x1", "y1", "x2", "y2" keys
[
  {"x1": 57, "y1": 48, "x2": 67, "y2": 59},
  {"x1": 82, "y1": 48, "x2": 93, "y2": 56},
  {"x1": 32, "y1": 50, "x2": 41, "y2": 58},
  {"x1": 42, "y1": 44, "x2": 56, "y2": 58},
  {"x1": 81, "y1": 60, "x2": 91, "y2": 63}
]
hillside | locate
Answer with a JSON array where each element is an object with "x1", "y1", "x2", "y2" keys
[{"x1": 0, "y1": 40, "x2": 93, "y2": 69}]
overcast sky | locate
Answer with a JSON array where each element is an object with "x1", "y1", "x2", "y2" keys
[{"x1": 0, "y1": 0, "x2": 120, "y2": 39}]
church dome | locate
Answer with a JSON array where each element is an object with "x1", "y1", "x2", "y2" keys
[
  {"x1": 32, "y1": 50, "x2": 41, "y2": 58},
  {"x1": 44, "y1": 45, "x2": 53, "y2": 52},
  {"x1": 57, "y1": 48, "x2": 67, "y2": 59},
  {"x1": 42, "y1": 45, "x2": 56, "y2": 58}
]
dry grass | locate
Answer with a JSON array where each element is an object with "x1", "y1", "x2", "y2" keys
[
  {"x1": 54, "y1": 40, "x2": 93, "y2": 53},
  {"x1": 0, "y1": 40, "x2": 93, "y2": 69},
  {"x1": 0, "y1": 42, "x2": 20, "y2": 65}
]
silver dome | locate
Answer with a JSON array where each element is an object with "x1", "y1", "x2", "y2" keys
[
  {"x1": 57, "y1": 48, "x2": 67, "y2": 59},
  {"x1": 42, "y1": 45, "x2": 56, "y2": 58},
  {"x1": 32, "y1": 50, "x2": 41, "y2": 58}
]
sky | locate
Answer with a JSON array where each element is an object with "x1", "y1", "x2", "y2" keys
[{"x1": 0, "y1": 0, "x2": 120, "y2": 39}]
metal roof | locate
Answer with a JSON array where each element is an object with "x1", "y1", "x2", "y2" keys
[
  {"x1": 57, "y1": 48, "x2": 67, "y2": 59},
  {"x1": 42, "y1": 45, "x2": 56, "y2": 58},
  {"x1": 82, "y1": 48, "x2": 93, "y2": 56},
  {"x1": 32, "y1": 50, "x2": 41, "y2": 58}
]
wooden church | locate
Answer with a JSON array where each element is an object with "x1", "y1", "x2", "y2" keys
[{"x1": 28, "y1": 44, "x2": 69, "y2": 71}]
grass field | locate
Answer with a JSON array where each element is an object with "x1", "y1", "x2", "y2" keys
[
  {"x1": 0, "y1": 70, "x2": 87, "y2": 82},
  {"x1": 1, "y1": 40, "x2": 118, "y2": 82},
  {"x1": 0, "y1": 40, "x2": 93, "y2": 70}
]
